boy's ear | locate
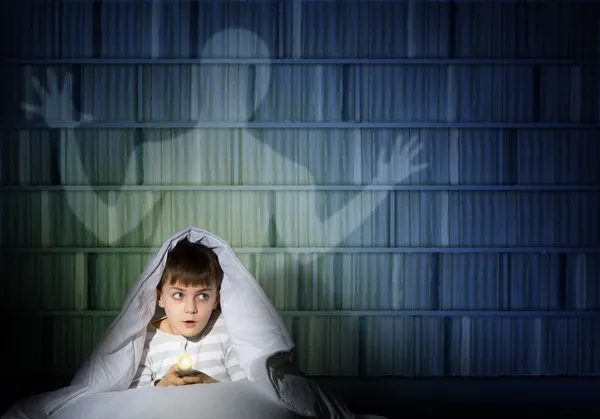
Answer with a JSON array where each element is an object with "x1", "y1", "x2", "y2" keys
[
  {"x1": 156, "y1": 289, "x2": 164, "y2": 308},
  {"x1": 213, "y1": 293, "x2": 220, "y2": 310}
]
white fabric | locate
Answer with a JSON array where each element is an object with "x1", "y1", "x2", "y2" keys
[
  {"x1": 1, "y1": 226, "x2": 361, "y2": 419},
  {"x1": 130, "y1": 314, "x2": 247, "y2": 387},
  {"x1": 49, "y1": 381, "x2": 388, "y2": 419},
  {"x1": 50, "y1": 380, "x2": 301, "y2": 419}
]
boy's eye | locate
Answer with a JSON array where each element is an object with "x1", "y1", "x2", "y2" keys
[
  {"x1": 173, "y1": 292, "x2": 184, "y2": 299},
  {"x1": 198, "y1": 293, "x2": 209, "y2": 300}
]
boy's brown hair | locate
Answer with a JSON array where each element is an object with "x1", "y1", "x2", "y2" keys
[{"x1": 157, "y1": 238, "x2": 224, "y2": 291}]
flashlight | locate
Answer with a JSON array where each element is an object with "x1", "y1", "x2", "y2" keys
[{"x1": 177, "y1": 354, "x2": 194, "y2": 377}]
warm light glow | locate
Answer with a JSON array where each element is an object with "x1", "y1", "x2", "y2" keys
[{"x1": 177, "y1": 354, "x2": 192, "y2": 371}]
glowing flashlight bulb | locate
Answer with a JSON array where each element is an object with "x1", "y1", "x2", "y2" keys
[{"x1": 177, "y1": 354, "x2": 193, "y2": 375}]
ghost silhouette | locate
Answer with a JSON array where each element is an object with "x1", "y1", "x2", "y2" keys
[{"x1": 21, "y1": 23, "x2": 427, "y2": 248}]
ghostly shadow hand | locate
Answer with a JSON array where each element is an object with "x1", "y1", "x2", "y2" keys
[
  {"x1": 21, "y1": 68, "x2": 93, "y2": 125},
  {"x1": 20, "y1": 67, "x2": 162, "y2": 246},
  {"x1": 306, "y1": 133, "x2": 428, "y2": 247},
  {"x1": 373, "y1": 134, "x2": 428, "y2": 184}
]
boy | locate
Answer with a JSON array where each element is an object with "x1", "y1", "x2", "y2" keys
[{"x1": 130, "y1": 238, "x2": 247, "y2": 388}]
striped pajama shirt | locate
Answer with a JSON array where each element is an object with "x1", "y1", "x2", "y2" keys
[{"x1": 130, "y1": 314, "x2": 246, "y2": 388}]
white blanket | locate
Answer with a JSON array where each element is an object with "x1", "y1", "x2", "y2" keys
[{"x1": 1, "y1": 227, "x2": 371, "y2": 419}]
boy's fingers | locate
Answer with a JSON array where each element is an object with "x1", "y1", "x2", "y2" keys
[
  {"x1": 164, "y1": 365, "x2": 185, "y2": 386},
  {"x1": 171, "y1": 376, "x2": 186, "y2": 386},
  {"x1": 197, "y1": 372, "x2": 219, "y2": 383},
  {"x1": 183, "y1": 376, "x2": 202, "y2": 384}
]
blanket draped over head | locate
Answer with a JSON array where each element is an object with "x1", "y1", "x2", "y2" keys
[{"x1": 1, "y1": 227, "x2": 357, "y2": 419}]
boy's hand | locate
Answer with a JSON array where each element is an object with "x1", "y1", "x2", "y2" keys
[
  {"x1": 155, "y1": 364, "x2": 202, "y2": 386},
  {"x1": 196, "y1": 372, "x2": 219, "y2": 384},
  {"x1": 155, "y1": 364, "x2": 220, "y2": 386}
]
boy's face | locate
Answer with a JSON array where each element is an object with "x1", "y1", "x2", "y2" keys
[{"x1": 157, "y1": 282, "x2": 220, "y2": 338}]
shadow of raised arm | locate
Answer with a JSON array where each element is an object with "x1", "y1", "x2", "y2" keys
[{"x1": 304, "y1": 133, "x2": 428, "y2": 247}]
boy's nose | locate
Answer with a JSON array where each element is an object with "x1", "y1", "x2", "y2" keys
[{"x1": 184, "y1": 300, "x2": 198, "y2": 314}]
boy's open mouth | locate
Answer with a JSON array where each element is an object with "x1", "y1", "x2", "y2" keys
[{"x1": 183, "y1": 321, "x2": 197, "y2": 327}]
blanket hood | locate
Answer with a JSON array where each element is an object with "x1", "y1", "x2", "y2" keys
[{"x1": 2, "y1": 226, "x2": 355, "y2": 419}]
